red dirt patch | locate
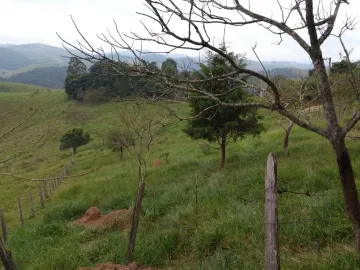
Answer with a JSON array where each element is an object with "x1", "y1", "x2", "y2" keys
[
  {"x1": 79, "y1": 263, "x2": 156, "y2": 270},
  {"x1": 153, "y1": 159, "x2": 161, "y2": 167},
  {"x1": 72, "y1": 207, "x2": 131, "y2": 230}
]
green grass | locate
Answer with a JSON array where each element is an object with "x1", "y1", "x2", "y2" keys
[
  {"x1": 0, "y1": 81, "x2": 52, "y2": 92},
  {"x1": 1, "y1": 85, "x2": 360, "y2": 269}
]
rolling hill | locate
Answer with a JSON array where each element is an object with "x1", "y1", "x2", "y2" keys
[
  {"x1": 8, "y1": 66, "x2": 67, "y2": 89},
  {"x1": 0, "y1": 47, "x2": 37, "y2": 71},
  {"x1": 0, "y1": 43, "x2": 70, "y2": 78},
  {"x1": 0, "y1": 81, "x2": 50, "y2": 92}
]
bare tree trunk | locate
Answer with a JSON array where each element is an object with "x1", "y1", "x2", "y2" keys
[
  {"x1": 120, "y1": 148, "x2": 123, "y2": 160},
  {"x1": 127, "y1": 181, "x2": 145, "y2": 264},
  {"x1": 283, "y1": 120, "x2": 294, "y2": 155},
  {"x1": 73, "y1": 147, "x2": 77, "y2": 155},
  {"x1": 334, "y1": 141, "x2": 360, "y2": 251},
  {"x1": 305, "y1": 4, "x2": 360, "y2": 250},
  {"x1": 220, "y1": 136, "x2": 226, "y2": 169}
]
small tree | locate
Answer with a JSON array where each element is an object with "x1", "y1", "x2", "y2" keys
[
  {"x1": 64, "y1": 57, "x2": 88, "y2": 100},
  {"x1": 60, "y1": 128, "x2": 90, "y2": 154},
  {"x1": 106, "y1": 129, "x2": 134, "y2": 160},
  {"x1": 184, "y1": 47, "x2": 263, "y2": 169},
  {"x1": 117, "y1": 103, "x2": 166, "y2": 263},
  {"x1": 161, "y1": 58, "x2": 178, "y2": 76}
]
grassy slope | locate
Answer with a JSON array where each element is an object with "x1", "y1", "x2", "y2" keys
[
  {"x1": 0, "y1": 81, "x2": 52, "y2": 92},
  {"x1": 1, "y1": 88, "x2": 360, "y2": 269}
]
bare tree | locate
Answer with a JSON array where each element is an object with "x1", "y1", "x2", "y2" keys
[
  {"x1": 58, "y1": 0, "x2": 360, "y2": 250},
  {"x1": 117, "y1": 103, "x2": 166, "y2": 263},
  {"x1": 276, "y1": 75, "x2": 320, "y2": 154}
]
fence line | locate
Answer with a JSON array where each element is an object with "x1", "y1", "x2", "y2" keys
[{"x1": 0, "y1": 159, "x2": 73, "y2": 244}]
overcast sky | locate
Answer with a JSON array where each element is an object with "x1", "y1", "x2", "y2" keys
[{"x1": 1, "y1": 0, "x2": 360, "y2": 62}]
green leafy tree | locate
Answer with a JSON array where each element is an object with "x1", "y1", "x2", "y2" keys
[
  {"x1": 65, "y1": 58, "x2": 88, "y2": 100},
  {"x1": 60, "y1": 128, "x2": 90, "y2": 154},
  {"x1": 331, "y1": 60, "x2": 360, "y2": 74},
  {"x1": 106, "y1": 129, "x2": 135, "y2": 160},
  {"x1": 184, "y1": 46, "x2": 263, "y2": 169},
  {"x1": 161, "y1": 58, "x2": 178, "y2": 76},
  {"x1": 67, "y1": 57, "x2": 87, "y2": 76}
]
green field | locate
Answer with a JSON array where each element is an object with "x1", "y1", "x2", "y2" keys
[
  {"x1": 0, "y1": 81, "x2": 52, "y2": 93},
  {"x1": 1, "y1": 83, "x2": 360, "y2": 269}
]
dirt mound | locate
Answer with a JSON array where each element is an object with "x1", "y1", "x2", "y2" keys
[
  {"x1": 72, "y1": 207, "x2": 131, "y2": 230},
  {"x1": 79, "y1": 263, "x2": 156, "y2": 270}
]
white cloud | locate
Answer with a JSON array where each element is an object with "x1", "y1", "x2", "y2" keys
[{"x1": 0, "y1": 0, "x2": 359, "y2": 62}]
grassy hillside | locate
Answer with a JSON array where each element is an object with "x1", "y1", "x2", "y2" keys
[
  {"x1": 1, "y1": 86, "x2": 360, "y2": 269},
  {"x1": 0, "y1": 81, "x2": 52, "y2": 92},
  {"x1": 8, "y1": 66, "x2": 67, "y2": 89}
]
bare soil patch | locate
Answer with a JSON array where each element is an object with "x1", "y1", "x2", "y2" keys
[{"x1": 72, "y1": 207, "x2": 131, "y2": 230}]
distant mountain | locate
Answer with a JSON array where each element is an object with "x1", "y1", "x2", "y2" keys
[
  {"x1": 8, "y1": 66, "x2": 67, "y2": 89},
  {"x1": 8, "y1": 43, "x2": 70, "y2": 65},
  {"x1": 0, "y1": 47, "x2": 37, "y2": 70},
  {"x1": 266, "y1": 68, "x2": 308, "y2": 79},
  {"x1": 246, "y1": 60, "x2": 312, "y2": 71},
  {"x1": 0, "y1": 43, "x2": 313, "y2": 89},
  {"x1": 0, "y1": 43, "x2": 70, "y2": 78}
]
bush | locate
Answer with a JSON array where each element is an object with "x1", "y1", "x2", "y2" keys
[
  {"x1": 78, "y1": 88, "x2": 108, "y2": 103},
  {"x1": 66, "y1": 107, "x2": 94, "y2": 126}
]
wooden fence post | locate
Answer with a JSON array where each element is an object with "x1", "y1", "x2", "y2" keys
[
  {"x1": 153, "y1": 190, "x2": 156, "y2": 218},
  {"x1": 264, "y1": 153, "x2": 280, "y2": 270},
  {"x1": 195, "y1": 177, "x2": 198, "y2": 215},
  {"x1": 49, "y1": 180, "x2": 52, "y2": 194},
  {"x1": 0, "y1": 209, "x2": 7, "y2": 242},
  {"x1": 43, "y1": 179, "x2": 48, "y2": 199},
  {"x1": 29, "y1": 192, "x2": 35, "y2": 218},
  {"x1": 0, "y1": 236, "x2": 17, "y2": 270},
  {"x1": 37, "y1": 185, "x2": 44, "y2": 208},
  {"x1": 17, "y1": 197, "x2": 23, "y2": 226},
  {"x1": 127, "y1": 181, "x2": 145, "y2": 264}
]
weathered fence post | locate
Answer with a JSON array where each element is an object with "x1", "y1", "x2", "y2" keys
[
  {"x1": 43, "y1": 179, "x2": 48, "y2": 199},
  {"x1": 195, "y1": 177, "x2": 198, "y2": 215},
  {"x1": 264, "y1": 152, "x2": 280, "y2": 270},
  {"x1": 29, "y1": 192, "x2": 35, "y2": 218},
  {"x1": 0, "y1": 236, "x2": 17, "y2": 270},
  {"x1": 0, "y1": 209, "x2": 7, "y2": 242},
  {"x1": 37, "y1": 185, "x2": 44, "y2": 208},
  {"x1": 127, "y1": 181, "x2": 145, "y2": 264},
  {"x1": 17, "y1": 197, "x2": 23, "y2": 226},
  {"x1": 153, "y1": 190, "x2": 156, "y2": 218},
  {"x1": 49, "y1": 180, "x2": 53, "y2": 194}
]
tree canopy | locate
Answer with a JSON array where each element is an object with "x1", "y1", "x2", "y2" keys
[
  {"x1": 60, "y1": 128, "x2": 90, "y2": 154},
  {"x1": 184, "y1": 46, "x2": 263, "y2": 169}
]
